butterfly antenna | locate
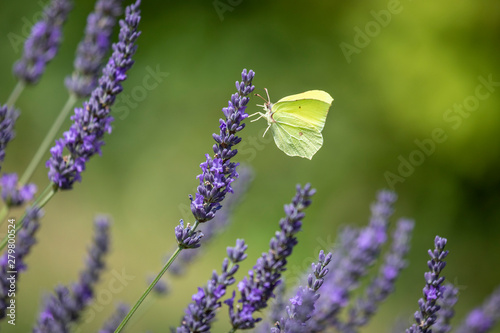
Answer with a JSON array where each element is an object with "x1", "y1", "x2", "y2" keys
[{"x1": 264, "y1": 87, "x2": 270, "y2": 102}]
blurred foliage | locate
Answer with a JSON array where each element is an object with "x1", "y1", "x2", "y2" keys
[{"x1": 0, "y1": 0, "x2": 499, "y2": 331}]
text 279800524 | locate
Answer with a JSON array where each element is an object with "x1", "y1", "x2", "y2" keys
[{"x1": 5, "y1": 218, "x2": 17, "y2": 325}]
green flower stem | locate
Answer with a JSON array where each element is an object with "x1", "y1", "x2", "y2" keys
[
  {"x1": 0, "y1": 182, "x2": 57, "y2": 251},
  {"x1": 19, "y1": 93, "x2": 78, "y2": 186},
  {"x1": 114, "y1": 246, "x2": 183, "y2": 332},
  {"x1": 6, "y1": 81, "x2": 26, "y2": 107},
  {"x1": 115, "y1": 220, "x2": 201, "y2": 332}
]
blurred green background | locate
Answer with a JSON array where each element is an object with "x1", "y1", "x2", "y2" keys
[{"x1": 1, "y1": 0, "x2": 500, "y2": 331}]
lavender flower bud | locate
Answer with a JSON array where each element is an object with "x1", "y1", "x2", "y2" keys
[
  {"x1": 13, "y1": 0, "x2": 73, "y2": 84},
  {"x1": 406, "y1": 236, "x2": 449, "y2": 333},
  {"x1": 190, "y1": 69, "x2": 255, "y2": 223},
  {"x1": 226, "y1": 184, "x2": 315, "y2": 330},
  {"x1": 455, "y1": 286, "x2": 500, "y2": 333},
  {"x1": 65, "y1": 0, "x2": 123, "y2": 97},
  {"x1": 33, "y1": 216, "x2": 111, "y2": 331},
  {"x1": 176, "y1": 239, "x2": 248, "y2": 333},
  {"x1": 0, "y1": 206, "x2": 42, "y2": 319},
  {"x1": 46, "y1": 0, "x2": 141, "y2": 189},
  {"x1": 0, "y1": 105, "x2": 19, "y2": 169},
  {"x1": 0, "y1": 173, "x2": 37, "y2": 207}
]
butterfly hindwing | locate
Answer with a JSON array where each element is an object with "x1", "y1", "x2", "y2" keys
[{"x1": 271, "y1": 112, "x2": 323, "y2": 160}]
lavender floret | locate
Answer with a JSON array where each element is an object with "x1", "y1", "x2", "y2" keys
[
  {"x1": 13, "y1": 0, "x2": 73, "y2": 84},
  {"x1": 189, "y1": 69, "x2": 255, "y2": 223},
  {"x1": 226, "y1": 184, "x2": 316, "y2": 330},
  {"x1": 406, "y1": 236, "x2": 449, "y2": 333},
  {"x1": 175, "y1": 220, "x2": 204, "y2": 249},
  {"x1": 46, "y1": 0, "x2": 141, "y2": 189},
  {"x1": 176, "y1": 239, "x2": 248, "y2": 333},
  {"x1": 0, "y1": 173, "x2": 37, "y2": 207},
  {"x1": 0, "y1": 206, "x2": 42, "y2": 319},
  {"x1": 0, "y1": 105, "x2": 19, "y2": 169},
  {"x1": 65, "y1": 0, "x2": 123, "y2": 97}
]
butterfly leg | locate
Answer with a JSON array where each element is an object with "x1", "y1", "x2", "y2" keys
[
  {"x1": 262, "y1": 123, "x2": 271, "y2": 137},
  {"x1": 248, "y1": 112, "x2": 265, "y2": 122}
]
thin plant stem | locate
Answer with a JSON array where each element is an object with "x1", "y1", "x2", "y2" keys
[
  {"x1": 114, "y1": 245, "x2": 184, "y2": 332},
  {"x1": 6, "y1": 81, "x2": 26, "y2": 107},
  {"x1": 19, "y1": 93, "x2": 78, "y2": 186},
  {"x1": 0, "y1": 182, "x2": 57, "y2": 251}
]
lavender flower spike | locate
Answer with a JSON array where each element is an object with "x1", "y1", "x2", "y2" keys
[
  {"x1": 455, "y1": 286, "x2": 500, "y2": 333},
  {"x1": 34, "y1": 216, "x2": 110, "y2": 331},
  {"x1": 1, "y1": 173, "x2": 37, "y2": 207},
  {"x1": 226, "y1": 184, "x2": 316, "y2": 330},
  {"x1": 0, "y1": 105, "x2": 20, "y2": 170},
  {"x1": 177, "y1": 239, "x2": 248, "y2": 333},
  {"x1": 406, "y1": 236, "x2": 449, "y2": 333},
  {"x1": 0, "y1": 206, "x2": 42, "y2": 319},
  {"x1": 190, "y1": 69, "x2": 255, "y2": 223},
  {"x1": 434, "y1": 283, "x2": 459, "y2": 333},
  {"x1": 341, "y1": 218, "x2": 415, "y2": 332},
  {"x1": 13, "y1": 0, "x2": 73, "y2": 84},
  {"x1": 273, "y1": 250, "x2": 333, "y2": 333},
  {"x1": 65, "y1": 0, "x2": 123, "y2": 97},
  {"x1": 170, "y1": 166, "x2": 253, "y2": 275},
  {"x1": 47, "y1": 0, "x2": 141, "y2": 190},
  {"x1": 309, "y1": 190, "x2": 397, "y2": 331}
]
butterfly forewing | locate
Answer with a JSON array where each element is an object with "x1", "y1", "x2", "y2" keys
[{"x1": 273, "y1": 90, "x2": 332, "y2": 132}]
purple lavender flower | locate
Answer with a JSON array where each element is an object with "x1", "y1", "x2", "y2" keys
[
  {"x1": 189, "y1": 69, "x2": 255, "y2": 223},
  {"x1": 0, "y1": 206, "x2": 42, "y2": 319},
  {"x1": 170, "y1": 166, "x2": 253, "y2": 275},
  {"x1": 0, "y1": 173, "x2": 37, "y2": 207},
  {"x1": 273, "y1": 250, "x2": 333, "y2": 333},
  {"x1": 65, "y1": 0, "x2": 123, "y2": 97},
  {"x1": 176, "y1": 239, "x2": 248, "y2": 333},
  {"x1": 99, "y1": 303, "x2": 130, "y2": 333},
  {"x1": 225, "y1": 184, "x2": 316, "y2": 330},
  {"x1": 455, "y1": 286, "x2": 500, "y2": 333},
  {"x1": 0, "y1": 105, "x2": 19, "y2": 169},
  {"x1": 175, "y1": 220, "x2": 204, "y2": 249},
  {"x1": 340, "y1": 218, "x2": 415, "y2": 332},
  {"x1": 13, "y1": 0, "x2": 72, "y2": 84},
  {"x1": 310, "y1": 190, "x2": 397, "y2": 331},
  {"x1": 33, "y1": 216, "x2": 110, "y2": 331},
  {"x1": 46, "y1": 0, "x2": 141, "y2": 190},
  {"x1": 434, "y1": 284, "x2": 459, "y2": 333},
  {"x1": 406, "y1": 236, "x2": 449, "y2": 333}
]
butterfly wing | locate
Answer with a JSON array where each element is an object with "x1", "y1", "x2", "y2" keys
[
  {"x1": 273, "y1": 90, "x2": 333, "y2": 132},
  {"x1": 271, "y1": 112, "x2": 323, "y2": 160}
]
